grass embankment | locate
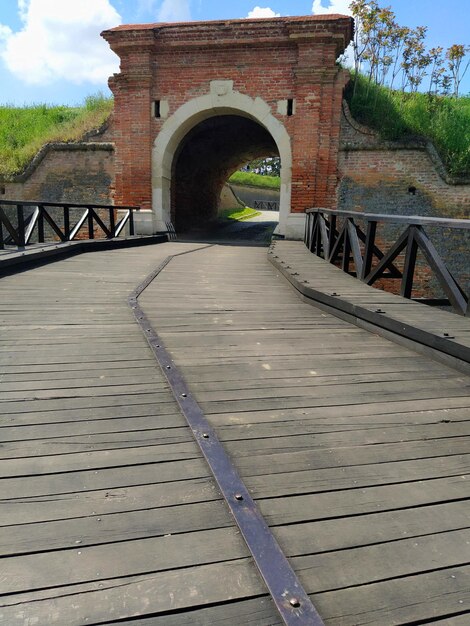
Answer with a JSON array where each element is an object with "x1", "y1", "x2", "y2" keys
[
  {"x1": 346, "y1": 74, "x2": 470, "y2": 178},
  {"x1": 0, "y1": 94, "x2": 113, "y2": 179},
  {"x1": 219, "y1": 207, "x2": 261, "y2": 221},
  {"x1": 229, "y1": 170, "x2": 281, "y2": 190}
]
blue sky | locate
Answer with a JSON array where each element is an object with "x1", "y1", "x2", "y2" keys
[{"x1": 0, "y1": 0, "x2": 468, "y2": 106}]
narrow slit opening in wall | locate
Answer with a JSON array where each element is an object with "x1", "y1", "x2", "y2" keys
[
  {"x1": 287, "y1": 99, "x2": 294, "y2": 116},
  {"x1": 154, "y1": 101, "x2": 161, "y2": 119},
  {"x1": 0, "y1": 186, "x2": 5, "y2": 195}
]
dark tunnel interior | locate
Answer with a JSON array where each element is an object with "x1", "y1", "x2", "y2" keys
[{"x1": 171, "y1": 115, "x2": 279, "y2": 231}]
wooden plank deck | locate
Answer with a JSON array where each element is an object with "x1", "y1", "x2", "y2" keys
[
  {"x1": 269, "y1": 240, "x2": 470, "y2": 367},
  {"x1": 1, "y1": 241, "x2": 469, "y2": 625}
]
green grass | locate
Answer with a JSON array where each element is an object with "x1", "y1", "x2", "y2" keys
[
  {"x1": 229, "y1": 170, "x2": 281, "y2": 190},
  {"x1": 219, "y1": 207, "x2": 262, "y2": 221},
  {"x1": 0, "y1": 94, "x2": 113, "y2": 179},
  {"x1": 346, "y1": 74, "x2": 470, "y2": 177}
]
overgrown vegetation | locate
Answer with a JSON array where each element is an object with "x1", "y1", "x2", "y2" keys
[
  {"x1": 229, "y1": 170, "x2": 280, "y2": 190},
  {"x1": 346, "y1": 0, "x2": 470, "y2": 177},
  {"x1": 0, "y1": 94, "x2": 113, "y2": 179},
  {"x1": 349, "y1": 0, "x2": 469, "y2": 96},
  {"x1": 346, "y1": 74, "x2": 470, "y2": 177},
  {"x1": 219, "y1": 207, "x2": 261, "y2": 221}
]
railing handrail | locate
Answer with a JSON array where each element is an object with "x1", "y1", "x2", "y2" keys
[
  {"x1": 0, "y1": 201, "x2": 138, "y2": 249},
  {"x1": 0, "y1": 199, "x2": 140, "y2": 211},
  {"x1": 303, "y1": 208, "x2": 469, "y2": 316},
  {"x1": 306, "y1": 208, "x2": 470, "y2": 230}
]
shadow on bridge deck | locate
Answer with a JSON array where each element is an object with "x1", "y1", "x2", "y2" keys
[{"x1": 177, "y1": 210, "x2": 279, "y2": 245}]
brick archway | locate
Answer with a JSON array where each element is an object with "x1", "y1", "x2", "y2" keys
[
  {"x1": 152, "y1": 87, "x2": 292, "y2": 232},
  {"x1": 103, "y1": 15, "x2": 353, "y2": 238}
]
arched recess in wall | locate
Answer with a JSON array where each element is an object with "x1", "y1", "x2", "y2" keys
[{"x1": 152, "y1": 85, "x2": 292, "y2": 233}]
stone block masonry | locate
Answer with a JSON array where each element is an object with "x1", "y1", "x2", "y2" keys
[{"x1": 1, "y1": 143, "x2": 115, "y2": 205}]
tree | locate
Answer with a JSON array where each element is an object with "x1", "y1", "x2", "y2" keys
[
  {"x1": 348, "y1": 0, "x2": 468, "y2": 98},
  {"x1": 446, "y1": 44, "x2": 470, "y2": 97},
  {"x1": 427, "y1": 47, "x2": 444, "y2": 95},
  {"x1": 401, "y1": 26, "x2": 430, "y2": 93}
]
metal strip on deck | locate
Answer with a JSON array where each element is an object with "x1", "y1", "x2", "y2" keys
[{"x1": 129, "y1": 252, "x2": 325, "y2": 626}]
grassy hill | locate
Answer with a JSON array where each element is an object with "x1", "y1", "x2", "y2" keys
[
  {"x1": 228, "y1": 170, "x2": 280, "y2": 190},
  {"x1": 0, "y1": 94, "x2": 113, "y2": 179},
  {"x1": 346, "y1": 74, "x2": 470, "y2": 178},
  {"x1": 1, "y1": 82, "x2": 468, "y2": 181}
]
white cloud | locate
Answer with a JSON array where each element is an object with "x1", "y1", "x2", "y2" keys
[
  {"x1": 312, "y1": 0, "x2": 352, "y2": 15},
  {"x1": 0, "y1": 24, "x2": 12, "y2": 54},
  {"x1": 247, "y1": 7, "x2": 281, "y2": 19},
  {"x1": 1, "y1": 0, "x2": 121, "y2": 86},
  {"x1": 137, "y1": 0, "x2": 158, "y2": 14},
  {"x1": 158, "y1": 0, "x2": 191, "y2": 22}
]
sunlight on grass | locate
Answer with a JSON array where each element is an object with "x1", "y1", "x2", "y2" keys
[
  {"x1": 0, "y1": 94, "x2": 113, "y2": 179},
  {"x1": 219, "y1": 207, "x2": 262, "y2": 221},
  {"x1": 229, "y1": 171, "x2": 281, "y2": 190},
  {"x1": 346, "y1": 74, "x2": 470, "y2": 177}
]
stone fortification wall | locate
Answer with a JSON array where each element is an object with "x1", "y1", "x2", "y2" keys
[
  {"x1": 1, "y1": 142, "x2": 114, "y2": 206},
  {"x1": 338, "y1": 102, "x2": 470, "y2": 296}
]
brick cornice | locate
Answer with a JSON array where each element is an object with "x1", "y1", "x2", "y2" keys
[
  {"x1": 294, "y1": 66, "x2": 342, "y2": 84},
  {"x1": 102, "y1": 14, "x2": 353, "y2": 58}
]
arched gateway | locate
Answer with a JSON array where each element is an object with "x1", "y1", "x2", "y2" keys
[{"x1": 102, "y1": 14, "x2": 353, "y2": 238}]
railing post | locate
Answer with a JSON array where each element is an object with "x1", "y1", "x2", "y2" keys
[
  {"x1": 328, "y1": 214, "x2": 337, "y2": 260},
  {"x1": 342, "y1": 218, "x2": 351, "y2": 273},
  {"x1": 36, "y1": 205, "x2": 45, "y2": 243},
  {"x1": 87, "y1": 207, "x2": 94, "y2": 239},
  {"x1": 109, "y1": 207, "x2": 116, "y2": 238},
  {"x1": 16, "y1": 204, "x2": 26, "y2": 248},
  {"x1": 401, "y1": 227, "x2": 419, "y2": 299},
  {"x1": 0, "y1": 218, "x2": 4, "y2": 250},
  {"x1": 361, "y1": 220, "x2": 377, "y2": 280},
  {"x1": 129, "y1": 209, "x2": 135, "y2": 236},
  {"x1": 63, "y1": 206, "x2": 70, "y2": 240}
]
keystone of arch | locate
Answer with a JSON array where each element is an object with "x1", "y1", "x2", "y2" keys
[{"x1": 152, "y1": 86, "x2": 293, "y2": 234}]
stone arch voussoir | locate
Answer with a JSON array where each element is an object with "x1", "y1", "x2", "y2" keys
[{"x1": 152, "y1": 87, "x2": 292, "y2": 233}]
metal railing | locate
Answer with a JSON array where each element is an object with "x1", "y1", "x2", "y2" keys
[
  {"x1": 0, "y1": 200, "x2": 139, "y2": 250},
  {"x1": 304, "y1": 208, "x2": 470, "y2": 316}
]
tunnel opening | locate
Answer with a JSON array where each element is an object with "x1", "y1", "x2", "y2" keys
[{"x1": 171, "y1": 115, "x2": 279, "y2": 232}]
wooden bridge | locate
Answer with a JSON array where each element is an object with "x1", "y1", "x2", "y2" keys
[{"x1": 0, "y1": 207, "x2": 469, "y2": 625}]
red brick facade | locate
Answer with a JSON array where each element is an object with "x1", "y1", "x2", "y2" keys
[{"x1": 102, "y1": 15, "x2": 353, "y2": 234}]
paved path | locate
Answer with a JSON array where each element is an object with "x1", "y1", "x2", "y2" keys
[{"x1": 0, "y1": 241, "x2": 469, "y2": 625}]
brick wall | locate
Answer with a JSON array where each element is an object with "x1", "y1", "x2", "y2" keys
[{"x1": 102, "y1": 15, "x2": 353, "y2": 225}]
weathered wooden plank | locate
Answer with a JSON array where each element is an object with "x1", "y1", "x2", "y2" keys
[
  {"x1": 0, "y1": 428, "x2": 195, "y2": 459},
  {"x1": 0, "y1": 391, "x2": 177, "y2": 415},
  {"x1": 0, "y1": 477, "x2": 220, "y2": 528},
  {"x1": 0, "y1": 559, "x2": 266, "y2": 625},
  {"x1": 0, "y1": 415, "x2": 187, "y2": 440},
  {"x1": 105, "y1": 597, "x2": 280, "y2": 626},
  {"x1": 2, "y1": 504, "x2": 469, "y2": 596},
  {"x1": 0, "y1": 457, "x2": 210, "y2": 499},
  {"x1": 207, "y1": 397, "x2": 470, "y2": 426},
  {"x1": 0, "y1": 401, "x2": 179, "y2": 427},
  {"x1": 1, "y1": 432, "x2": 467, "y2": 479},
  {"x1": 1, "y1": 381, "x2": 168, "y2": 401},
  {"x1": 2, "y1": 404, "x2": 467, "y2": 441}
]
